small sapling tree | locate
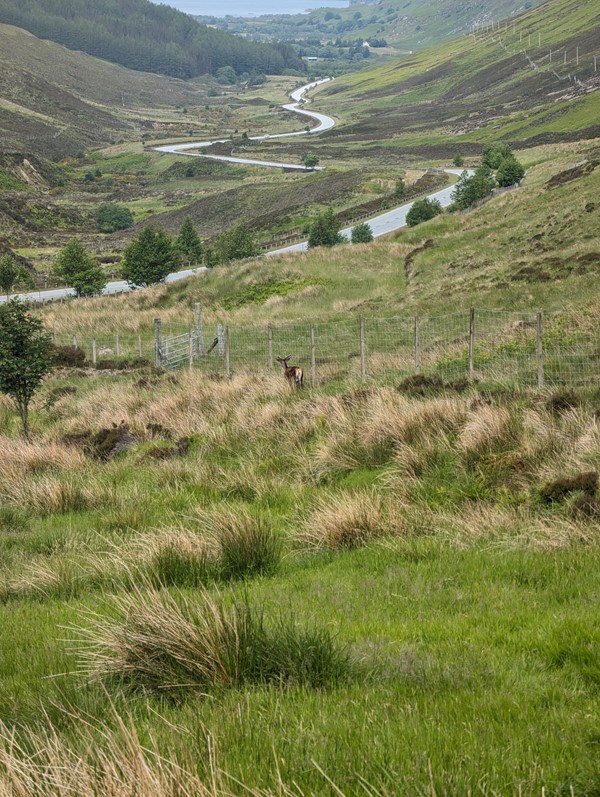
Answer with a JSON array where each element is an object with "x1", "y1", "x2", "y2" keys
[
  {"x1": 351, "y1": 222, "x2": 374, "y2": 243},
  {"x1": 121, "y1": 224, "x2": 176, "y2": 287},
  {"x1": 302, "y1": 153, "x2": 320, "y2": 169},
  {"x1": 175, "y1": 216, "x2": 204, "y2": 264},
  {"x1": 394, "y1": 178, "x2": 406, "y2": 199},
  {"x1": 307, "y1": 207, "x2": 344, "y2": 248},
  {"x1": 216, "y1": 221, "x2": 259, "y2": 264},
  {"x1": 406, "y1": 198, "x2": 443, "y2": 227},
  {"x1": 0, "y1": 300, "x2": 54, "y2": 440},
  {"x1": 0, "y1": 255, "x2": 34, "y2": 297},
  {"x1": 53, "y1": 239, "x2": 106, "y2": 297},
  {"x1": 496, "y1": 156, "x2": 525, "y2": 187}
]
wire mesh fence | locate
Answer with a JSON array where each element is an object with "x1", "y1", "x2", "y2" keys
[{"x1": 56, "y1": 307, "x2": 600, "y2": 387}]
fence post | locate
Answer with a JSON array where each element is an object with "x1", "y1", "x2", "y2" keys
[
  {"x1": 72, "y1": 336, "x2": 77, "y2": 349},
  {"x1": 154, "y1": 318, "x2": 162, "y2": 367},
  {"x1": 414, "y1": 315, "x2": 421, "y2": 374},
  {"x1": 359, "y1": 316, "x2": 366, "y2": 381},
  {"x1": 92, "y1": 339, "x2": 97, "y2": 366},
  {"x1": 468, "y1": 306, "x2": 475, "y2": 379},
  {"x1": 267, "y1": 324, "x2": 273, "y2": 373},
  {"x1": 310, "y1": 323, "x2": 317, "y2": 387},
  {"x1": 188, "y1": 330, "x2": 194, "y2": 371},
  {"x1": 224, "y1": 326, "x2": 231, "y2": 378},
  {"x1": 138, "y1": 335, "x2": 143, "y2": 357},
  {"x1": 217, "y1": 323, "x2": 225, "y2": 357},
  {"x1": 195, "y1": 303, "x2": 205, "y2": 356},
  {"x1": 536, "y1": 312, "x2": 544, "y2": 388},
  {"x1": 116, "y1": 335, "x2": 120, "y2": 357}
]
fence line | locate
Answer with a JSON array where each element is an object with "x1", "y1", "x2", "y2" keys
[{"x1": 55, "y1": 305, "x2": 600, "y2": 387}]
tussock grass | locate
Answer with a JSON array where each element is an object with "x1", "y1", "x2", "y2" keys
[
  {"x1": 296, "y1": 492, "x2": 393, "y2": 551},
  {"x1": 74, "y1": 586, "x2": 351, "y2": 695},
  {"x1": 198, "y1": 507, "x2": 282, "y2": 581}
]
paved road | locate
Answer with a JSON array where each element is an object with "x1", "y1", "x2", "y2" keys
[
  {"x1": 268, "y1": 169, "x2": 471, "y2": 255},
  {"x1": 0, "y1": 267, "x2": 207, "y2": 305},
  {"x1": 153, "y1": 78, "x2": 334, "y2": 171}
]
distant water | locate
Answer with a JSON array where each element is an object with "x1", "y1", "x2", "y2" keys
[{"x1": 154, "y1": 0, "x2": 349, "y2": 17}]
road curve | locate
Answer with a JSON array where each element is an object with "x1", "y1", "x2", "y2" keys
[
  {"x1": 153, "y1": 78, "x2": 335, "y2": 171},
  {"x1": 268, "y1": 169, "x2": 473, "y2": 255}
]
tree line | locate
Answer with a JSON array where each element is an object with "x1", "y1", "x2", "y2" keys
[{"x1": 0, "y1": 0, "x2": 304, "y2": 79}]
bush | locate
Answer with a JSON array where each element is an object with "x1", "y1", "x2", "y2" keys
[
  {"x1": 406, "y1": 198, "x2": 443, "y2": 227},
  {"x1": 52, "y1": 345, "x2": 86, "y2": 367},
  {"x1": 95, "y1": 203, "x2": 134, "y2": 233},
  {"x1": 307, "y1": 207, "x2": 344, "y2": 248},
  {"x1": 496, "y1": 156, "x2": 525, "y2": 187},
  {"x1": 351, "y1": 222, "x2": 374, "y2": 243},
  {"x1": 482, "y1": 142, "x2": 513, "y2": 170},
  {"x1": 539, "y1": 472, "x2": 598, "y2": 504},
  {"x1": 75, "y1": 587, "x2": 351, "y2": 695}
]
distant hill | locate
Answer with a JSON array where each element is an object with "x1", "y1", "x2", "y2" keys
[
  {"x1": 0, "y1": 23, "x2": 211, "y2": 160},
  {"x1": 197, "y1": 0, "x2": 547, "y2": 55},
  {"x1": 0, "y1": 0, "x2": 304, "y2": 80},
  {"x1": 314, "y1": 0, "x2": 600, "y2": 159}
]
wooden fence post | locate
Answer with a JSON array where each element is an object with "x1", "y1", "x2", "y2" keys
[
  {"x1": 194, "y1": 303, "x2": 205, "y2": 356},
  {"x1": 359, "y1": 316, "x2": 366, "y2": 381},
  {"x1": 116, "y1": 335, "x2": 120, "y2": 357},
  {"x1": 468, "y1": 306, "x2": 475, "y2": 379},
  {"x1": 92, "y1": 339, "x2": 97, "y2": 366},
  {"x1": 267, "y1": 324, "x2": 273, "y2": 373},
  {"x1": 138, "y1": 335, "x2": 143, "y2": 357},
  {"x1": 310, "y1": 323, "x2": 317, "y2": 387},
  {"x1": 224, "y1": 326, "x2": 231, "y2": 378},
  {"x1": 188, "y1": 330, "x2": 194, "y2": 371},
  {"x1": 72, "y1": 336, "x2": 77, "y2": 349},
  {"x1": 414, "y1": 315, "x2": 421, "y2": 374},
  {"x1": 154, "y1": 318, "x2": 162, "y2": 367},
  {"x1": 217, "y1": 323, "x2": 225, "y2": 357},
  {"x1": 536, "y1": 312, "x2": 544, "y2": 388}
]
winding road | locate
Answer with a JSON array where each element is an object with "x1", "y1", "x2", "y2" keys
[{"x1": 2, "y1": 81, "x2": 470, "y2": 304}]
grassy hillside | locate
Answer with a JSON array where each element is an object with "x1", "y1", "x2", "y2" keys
[{"x1": 307, "y1": 0, "x2": 600, "y2": 160}]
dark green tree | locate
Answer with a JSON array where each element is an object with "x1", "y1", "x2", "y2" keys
[
  {"x1": 450, "y1": 168, "x2": 495, "y2": 210},
  {"x1": 482, "y1": 142, "x2": 513, "y2": 170},
  {"x1": 351, "y1": 222, "x2": 374, "y2": 243},
  {"x1": 394, "y1": 178, "x2": 406, "y2": 199},
  {"x1": 95, "y1": 203, "x2": 134, "y2": 233},
  {"x1": 406, "y1": 198, "x2": 443, "y2": 227},
  {"x1": 53, "y1": 239, "x2": 106, "y2": 297},
  {"x1": 121, "y1": 225, "x2": 176, "y2": 287},
  {"x1": 175, "y1": 217, "x2": 204, "y2": 265},
  {"x1": 216, "y1": 221, "x2": 259, "y2": 264},
  {"x1": 0, "y1": 300, "x2": 53, "y2": 440},
  {"x1": 453, "y1": 154, "x2": 465, "y2": 167},
  {"x1": 496, "y1": 156, "x2": 525, "y2": 187},
  {"x1": 0, "y1": 255, "x2": 34, "y2": 297},
  {"x1": 302, "y1": 153, "x2": 320, "y2": 169},
  {"x1": 307, "y1": 207, "x2": 344, "y2": 248}
]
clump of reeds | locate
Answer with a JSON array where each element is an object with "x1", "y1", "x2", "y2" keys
[
  {"x1": 74, "y1": 586, "x2": 350, "y2": 695},
  {"x1": 198, "y1": 506, "x2": 283, "y2": 580}
]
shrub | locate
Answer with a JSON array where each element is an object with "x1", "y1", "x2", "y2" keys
[
  {"x1": 351, "y1": 222, "x2": 374, "y2": 243},
  {"x1": 539, "y1": 472, "x2": 598, "y2": 504},
  {"x1": 482, "y1": 142, "x2": 513, "y2": 170},
  {"x1": 496, "y1": 156, "x2": 525, "y2": 187},
  {"x1": 75, "y1": 587, "x2": 350, "y2": 694},
  {"x1": 406, "y1": 198, "x2": 443, "y2": 227},
  {"x1": 302, "y1": 153, "x2": 320, "y2": 169},
  {"x1": 307, "y1": 207, "x2": 344, "y2": 248},
  {"x1": 95, "y1": 203, "x2": 134, "y2": 233},
  {"x1": 52, "y1": 345, "x2": 86, "y2": 367}
]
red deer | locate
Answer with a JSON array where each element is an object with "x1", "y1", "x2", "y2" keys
[{"x1": 276, "y1": 355, "x2": 303, "y2": 388}]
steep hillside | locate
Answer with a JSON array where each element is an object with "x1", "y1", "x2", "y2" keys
[
  {"x1": 0, "y1": 24, "x2": 212, "y2": 159},
  {"x1": 0, "y1": 0, "x2": 304, "y2": 79},
  {"x1": 310, "y1": 0, "x2": 600, "y2": 160}
]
